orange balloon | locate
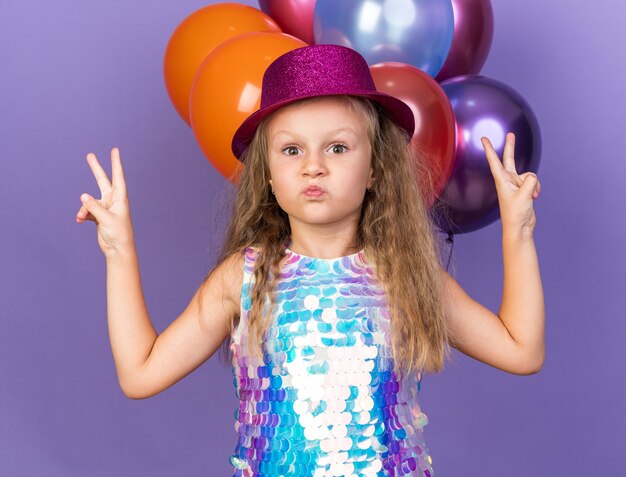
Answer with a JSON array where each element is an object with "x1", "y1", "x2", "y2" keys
[
  {"x1": 163, "y1": 3, "x2": 281, "y2": 126},
  {"x1": 370, "y1": 62, "x2": 456, "y2": 207},
  {"x1": 190, "y1": 31, "x2": 307, "y2": 182}
]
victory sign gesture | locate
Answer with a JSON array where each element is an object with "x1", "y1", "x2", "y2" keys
[
  {"x1": 76, "y1": 147, "x2": 136, "y2": 258},
  {"x1": 481, "y1": 132, "x2": 541, "y2": 236}
]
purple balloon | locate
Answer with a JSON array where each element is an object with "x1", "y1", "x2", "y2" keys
[
  {"x1": 258, "y1": 0, "x2": 316, "y2": 45},
  {"x1": 432, "y1": 74, "x2": 542, "y2": 234},
  {"x1": 435, "y1": 0, "x2": 494, "y2": 82}
]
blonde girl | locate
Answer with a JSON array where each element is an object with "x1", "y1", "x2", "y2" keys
[{"x1": 76, "y1": 44, "x2": 544, "y2": 477}]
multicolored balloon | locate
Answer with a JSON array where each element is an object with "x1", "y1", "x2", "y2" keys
[
  {"x1": 314, "y1": 0, "x2": 455, "y2": 77},
  {"x1": 433, "y1": 75, "x2": 542, "y2": 234},
  {"x1": 163, "y1": 4, "x2": 280, "y2": 126},
  {"x1": 258, "y1": 0, "x2": 316, "y2": 44},
  {"x1": 370, "y1": 62, "x2": 456, "y2": 207},
  {"x1": 189, "y1": 32, "x2": 307, "y2": 182},
  {"x1": 436, "y1": 0, "x2": 494, "y2": 82}
]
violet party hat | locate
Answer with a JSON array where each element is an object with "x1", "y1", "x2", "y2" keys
[{"x1": 231, "y1": 44, "x2": 415, "y2": 161}]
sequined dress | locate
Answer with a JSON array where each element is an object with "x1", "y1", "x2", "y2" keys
[{"x1": 229, "y1": 244, "x2": 434, "y2": 477}]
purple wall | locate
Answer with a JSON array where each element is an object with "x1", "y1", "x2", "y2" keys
[{"x1": 1, "y1": 0, "x2": 623, "y2": 475}]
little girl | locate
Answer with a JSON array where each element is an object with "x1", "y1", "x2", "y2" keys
[{"x1": 76, "y1": 44, "x2": 544, "y2": 477}]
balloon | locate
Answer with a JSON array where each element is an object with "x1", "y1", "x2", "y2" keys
[
  {"x1": 189, "y1": 32, "x2": 307, "y2": 182},
  {"x1": 370, "y1": 62, "x2": 456, "y2": 207},
  {"x1": 436, "y1": 0, "x2": 494, "y2": 82},
  {"x1": 314, "y1": 0, "x2": 454, "y2": 77},
  {"x1": 163, "y1": 4, "x2": 281, "y2": 126},
  {"x1": 259, "y1": 0, "x2": 316, "y2": 44},
  {"x1": 432, "y1": 75, "x2": 542, "y2": 234}
]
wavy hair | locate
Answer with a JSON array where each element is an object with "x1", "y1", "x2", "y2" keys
[{"x1": 198, "y1": 95, "x2": 457, "y2": 376}]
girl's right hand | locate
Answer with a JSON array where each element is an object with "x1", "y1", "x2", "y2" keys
[{"x1": 76, "y1": 147, "x2": 136, "y2": 258}]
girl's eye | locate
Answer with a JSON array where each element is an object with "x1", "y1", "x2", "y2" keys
[
  {"x1": 330, "y1": 144, "x2": 347, "y2": 154},
  {"x1": 281, "y1": 144, "x2": 347, "y2": 156},
  {"x1": 282, "y1": 146, "x2": 300, "y2": 156}
]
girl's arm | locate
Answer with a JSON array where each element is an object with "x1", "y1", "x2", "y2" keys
[
  {"x1": 104, "y1": 246, "x2": 158, "y2": 396},
  {"x1": 499, "y1": 229, "x2": 545, "y2": 369},
  {"x1": 77, "y1": 148, "x2": 240, "y2": 399},
  {"x1": 441, "y1": 230, "x2": 544, "y2": 375},
  {"x1": 104, "y1": 248, "x2": 241, "y2": 399},
  {"x1": 441, "y1": 133, "x2": 545, "y2": 375},
  {"x1": 109, "y1": 250, "x2": 241, "y2": 399}
]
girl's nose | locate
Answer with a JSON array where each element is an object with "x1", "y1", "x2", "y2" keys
[{"x1": 302, "y1": 151, "x2": 327, "y2": 176}]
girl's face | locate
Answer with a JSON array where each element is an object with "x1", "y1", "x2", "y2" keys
[{"x1": 266, "y1": 97, "x2": 374, "y2": 232}]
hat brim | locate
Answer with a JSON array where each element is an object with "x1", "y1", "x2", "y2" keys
[{"x1": 231, "y1": 91, "x2": 415, "y2": 160}]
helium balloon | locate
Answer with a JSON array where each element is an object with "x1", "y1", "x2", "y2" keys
[
  {"x1": 259, "y1": 0, "x2": 316, "y2": 44},
  {"x1": 163, "y1": 3, "x2": 281, "y2": 126},
  {"x1": 436, "y1": 0, "x2": 494, "y2": 82},
  {"x1": 370, "y1": 62, "x2": 456, "y2": 207},
  {"x1": 433, "y1": 75, "x2": 542, "y2": 234},
  {"x1": 189, "y1": 32, "x2": 307, "y2": 182},
  {"x1": 314, "y1": 0, "x2": 454, "y2": 77}
]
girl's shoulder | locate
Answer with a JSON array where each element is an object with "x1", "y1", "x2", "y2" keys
[
  {"x1": 219, "y1": 246, "x2": 261, "y2": 298},
  {"x1": 212, "y1": 251, "x2": 246, "y2": 307}
]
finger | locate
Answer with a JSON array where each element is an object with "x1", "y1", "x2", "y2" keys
[
  {"x1": 480, "y1": 136, "x2": 505, "y2": 180},
  {"x1": 521, "y1": 172, "x2": 538, "y2": 198},
  {"x1": 533, "y1": 178, "x2": 541, "y2": 199},
  {"x1": 85, "y1": 152, "x2": 113, "y2": 196},
  {"x1": 80, "y1": 193, "x2": 109, "y2": 222},
  {"x1": 76, "y1": 202, "x2": 93, "y2": 220},
  {"x1": 76, "y1": 201, "x2": 96, "y2": 222},
  {"x1": 519, "y1": 172, "x2": 540, "y2": 194},
  {"x1": 76, "y1": 210, "x2": 96, "y2": 223},
  {"x1": 110, "y1": 147, "x2": 128, "y2": 197},
  {"x1": 76, "y1": 200, "x2": 95, "y2": 221},
  {"x1": 502, "y1": 132, "x2": 517, "y2": 174}
]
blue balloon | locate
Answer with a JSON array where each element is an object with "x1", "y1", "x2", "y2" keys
[{"x1": 313, "y1": 0, "x2": 454, "y2": 77}]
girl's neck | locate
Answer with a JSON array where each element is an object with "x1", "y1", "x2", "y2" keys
[{"x1": 285, "y1": 235, "x2": 362, "y2": 260}]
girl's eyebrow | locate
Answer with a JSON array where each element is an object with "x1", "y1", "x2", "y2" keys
[{"x1": 271, "y1": 127, "x2": 358, "y2": 140}]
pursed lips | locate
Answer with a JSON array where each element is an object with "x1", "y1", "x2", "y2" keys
[{"x1": 303, "y1": 185, "x2": 325, "y2": 196}]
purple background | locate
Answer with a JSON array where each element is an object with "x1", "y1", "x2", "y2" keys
[{"x1": 1, "y1": 0, "x2": 624, "y2": 475}]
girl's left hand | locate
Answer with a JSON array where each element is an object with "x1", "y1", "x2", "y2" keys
[{"x1": 481, "y1": 132, "x2": 540, "y2": 236}]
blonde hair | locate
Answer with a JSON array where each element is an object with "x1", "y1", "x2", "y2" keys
[{"x1": 199, "y1": 95, "x2": 457, "y2": 376}]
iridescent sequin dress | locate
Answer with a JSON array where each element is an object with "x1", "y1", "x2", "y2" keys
[{"x1": 229, "y1": 243, "x2": 434, "y2": 477}]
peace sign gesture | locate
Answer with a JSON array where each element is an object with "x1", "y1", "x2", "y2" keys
[
  {"x1": 76, "y1": 147, "x2": 136, "y2": 258},
  {"x1": 481, "y1": 132, "x2": 541, "y2": 236}
]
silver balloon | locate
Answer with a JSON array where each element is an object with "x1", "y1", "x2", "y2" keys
[{"x1": 314, "y1": 0, "x2": 455, "y2": 77}]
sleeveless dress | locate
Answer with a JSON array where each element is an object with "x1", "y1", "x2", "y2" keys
[{"x1": 228, "y1": 243, "x2": 434, "y2": 477}]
